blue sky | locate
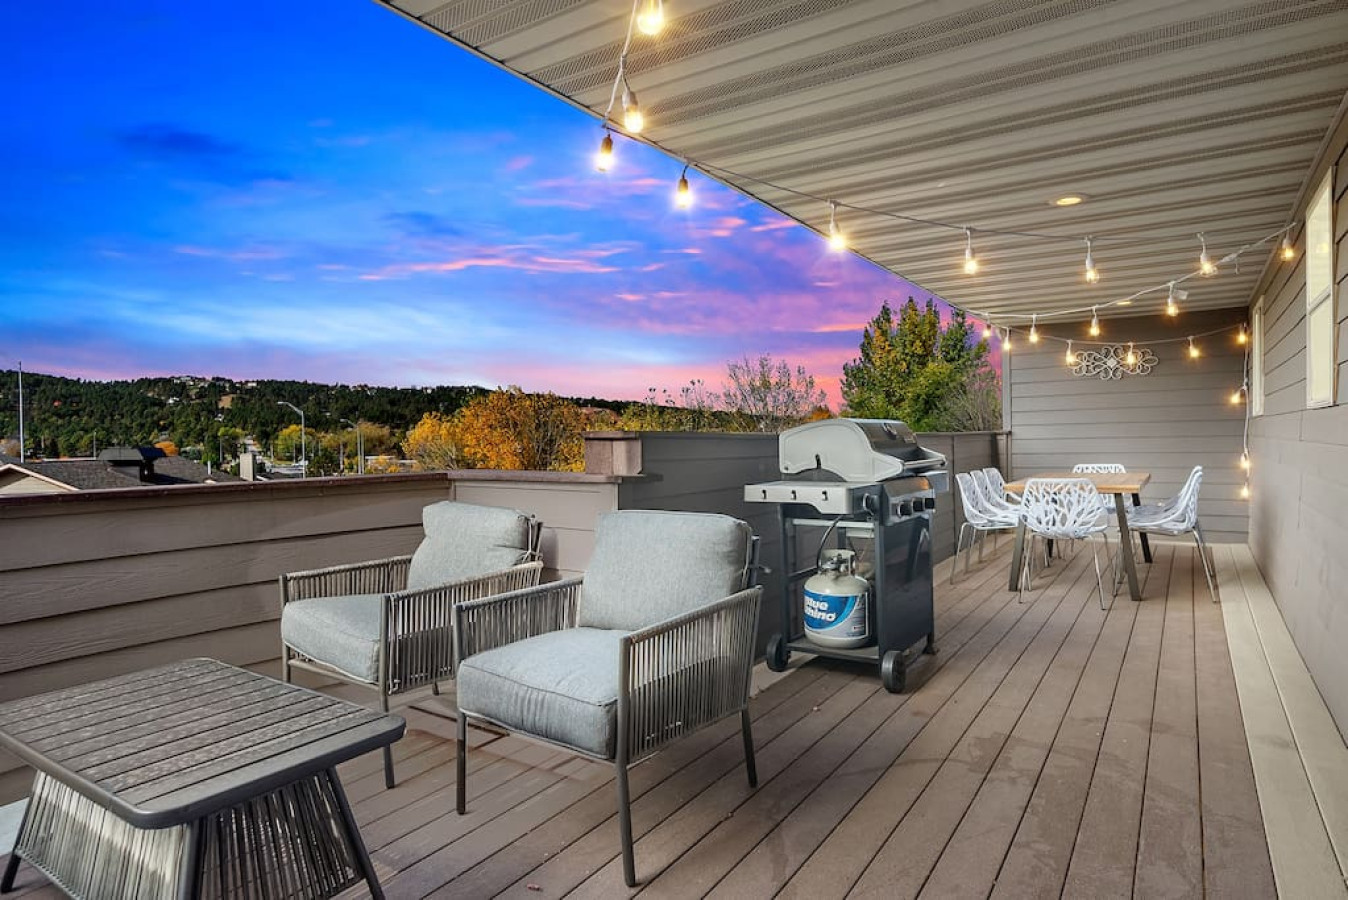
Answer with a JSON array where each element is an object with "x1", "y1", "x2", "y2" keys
[{"x1": 1, "y1": 1, "x2": 943, "y2": 404}]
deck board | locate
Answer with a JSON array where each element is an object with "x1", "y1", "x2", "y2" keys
[{"x1": 0, "y1": 541, "x2": 1319, "y2": 898}]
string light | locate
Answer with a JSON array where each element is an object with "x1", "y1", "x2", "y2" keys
[
  {"x1": 636, "y1": 0, "x2": 665, "y2": 35},
  {"x1": 622, "y1": 85, "x2": 644, "y2": 133},
  {"x1": 1065, "y1": 340, "x2": 1076, "y2": 366},
  {"x1": 827, "y1": 201, "x2": 846, "y2": 251},
  {"x1": 1188, "y1": 336, "x2": 1200, "y2": 359},
  {"x1": 1198, "y1": 233, "x2": 1217, "y2": 276},
  {"x1": 675, "y1": 165, "x2": 692, "y2": 208},
  {"x1": 1241, "y1": 483, "x2": 1251, "y2": 499},
  {"x1": 1002, "y1": 327, "x2": 1011, "y2": 352},
  {"x1": 982, "y1": 320, "x2": 993, "y2": 341},
  {"x1": 1089, "y1": 306, "x2": 1100, "y2": 337},
  {"x1": 1237, "y1": 323, "x2": 1248, "y2": 345},
  {"x1": 1083, "y1": 237, "x2": 1099, "y2": 284},
  {"x1": 963, "y1": 228, "x2": 978, "y2": 275},
  {"x1": 1029, "y1": 314, "x2": 1039, "y2": 343},
  {"x1": 1165, "y1": 282, "x2": 1178, "y2": 317},
  {"x1": 595, "y1": 131, "x2": 614, "y2": 171},
  {"x1": 1240, "y1": 451, "x2": 1251, "y2": 470},
  {"x1": 1125, "y1": 342, "x2": 1137, "y2": 367},
  {"x1": 1230, "y1": 387, "x2": 1244, "y2": 405},
  {"x1": 1280, "y1": 233, "x2": 1295, "y2": 261}
]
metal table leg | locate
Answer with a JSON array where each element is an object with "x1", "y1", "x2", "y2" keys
[
  {"x1": 327, "y1": 769, "x2": 384, "y2": 900},
  {"x1": 1008, "y1": 520, "x2": 1027, "y2": 591},
  {"x1": 1115, "y1": 493, "x2": 1143, "y2": 600},
  {"x1": 1132, "y1": 493, "x2": 1153, "y2": 563}
]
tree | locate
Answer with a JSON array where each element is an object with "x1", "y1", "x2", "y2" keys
[
  {"x1": 841, "y1": 298, "x2": 999, "y2": 431},
  {"x1": 452, "y1": 388, "x2": 586, "y2": 472},
  {"x1": 403, "y1": 412, "x2": 465, "y2": 471},
  {"x1": 721, "y1": 355, "x2": 829, "y2": 432}
]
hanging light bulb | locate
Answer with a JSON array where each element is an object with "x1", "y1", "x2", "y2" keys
[
  {"x1": 675, "y1": 165, "x2": 692, "y2": 209},
  {"x1": 636, "y1": 0, "x2": 665, "y2": 36},
  {"x1": 1083, "y1": 237, "x2": 1099, "y2": 284},
  {"x1": 1188, "y1": 336, "x2": 1200, "y2": 359},
  {"x1": 1166, "y1": 282, "x2": 1179, "y2": 317},
  {"x1": 1280, "y1": 233, "x2": 1295, "y2": 262},
  {"x1": 1065, "y1": 340, "x2": 1076, "y2": 366},
  {"x1": 1002, "y1": 327, "x2": 1011, "y2": 352},
  {"x1": 622, "y1": 87, "x2": 644, "y2": 134},
  {"x1": 1237, "y1": 323, "x2": 1248, "y2": 345},
  {"x1": 1198, "y1": 233, "x2": 1217, "y2": 276},
  {"x1": 1029, "y1": 314, "x2": 1039, "y2": 343},
  {"x1": 1240, "y1": 450, "x2": 1251, "y2": 470},
  {"x1": 1089, "y1": 306, "x2": 1101, "y2": 337},
  {"x1": 1125, "y1": 342, "x2": 1137, "y2": 367},
  {"x1": 1240, "y1": 483, "x2": 1251, "y2": 500},
  {"x1": 963, "y1": 228, "x2": 979, "y2": 275},
  {"x1": 827, "y1": 201, "x2": 846, "y2": 251},
  {"x1": 595, "y1": 131, "x2": 614, "y2": 171},
  {"x1": 1230, "y1": 387, "x2": 1244, "y2": 405},
  {"x1": 982, "y1": 320, "x2": 993, "y2": 341}
]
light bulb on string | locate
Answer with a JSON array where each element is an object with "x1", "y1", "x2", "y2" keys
[
  {"x1": 827, "y1": 201, "x2": 846, "y2": 252},
  {"x1": 1237, "y1": 324, "x2": 1248, "y2": 345},
  {"x1": 1029, "y1": 314, "x2": 1039, "y2": 343},
  {"x1": 1083, "y1": 237, "x2": 1099, "y2": 284},
  {"x1": 636, "y1": 0, "x2": 665, "y2": 35},
  {"x1": 1230, "y1": 387, "x2": 1244, "y2": 405},
  {"x1": 1125, "y1": 342, "x2": 1137, "y2": 367},
  {"x1": 674, "y1": 165, "x2": 692, "y2": 209},
  {"x1": 594, "y1": 131, "x2": 614, "y2": 172},
  {"x1": 1002, "y1": 327, "x2": 1011, "y2": 352},
  {"x1": 963, "y1": 228, "x2": 978, "y2": 275},
  {"x1": 1089, "y1": 306, "x2": 1100, "y2": 337},
  {"x1": 622, "y1": 86, "x2": 644, "y2": 134},
  {"x1": 982, "y1": 319, "x2": 993, "y2": 341},
  {"x1": 1165, "y1": 282, "x2": 1179, "y2": 317},
  {"x1": 1241, "y1": 483, "x2": 1251, "y2": 500},
  {"x1": 1065, "y1": 340, "x2": 1076, "y2": 366},
  {"x1": 1280, "y1": 233, "x2": 1295, "y2": 261},
  {"x1": 1188, "y1": 336, "x2": 1200, "y2": 359},
  {"x1": 1240, "y1": 451, "x2": 1251, "y2": 471},
  {"x1": 1198, "y1": 233, "x2": 1217, "y2": 276}
]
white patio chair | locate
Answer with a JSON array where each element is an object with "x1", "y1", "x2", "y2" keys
[
  {"x1": 280, "y1": 500, "x2": 543, "y2": 788},
  {"x1": 1127, "y1": 465, "x2": 1217, "y2": 601},
  {"x1": 452, "y1": 510, "x2": 762, "y2": 887},
  {"x1": 981, "y1": 467, "x2": 1021, "y2": 507},
  {"x1": 953, "y1": 472, "x2": 1018, "y2": 583},
  {"x1": 1018, "y1": 478, "x2": 1113, "y2": 609}
]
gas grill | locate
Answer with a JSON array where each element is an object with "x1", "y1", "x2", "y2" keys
[{"x1": 744, "y1": 419, "x2": 948, "y2": 692}]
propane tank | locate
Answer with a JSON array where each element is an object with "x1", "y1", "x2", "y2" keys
[{"x1": 803, "y1": 549, "x2": 872, "y2": 649}]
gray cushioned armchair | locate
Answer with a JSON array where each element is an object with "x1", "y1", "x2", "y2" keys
[
  {"x1": 280, "y1": 500, "x2": 542, "y2": 788},
  {"x1": 453, "y1": 509, "x2": 763, "y2": 887}
]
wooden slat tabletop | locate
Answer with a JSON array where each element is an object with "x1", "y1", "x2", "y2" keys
[
  {"x1": 1004, "y1": 472, "x2": 1151, "y2": 495},
  {"x1": 0, "y1": 658, "x2": 404, "y2": 829}
]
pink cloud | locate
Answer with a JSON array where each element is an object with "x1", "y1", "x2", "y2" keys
[
  {"x1": 503, "y1": 155, "x2": 534, "y2": 173},
  {"x1": 749, "y1": 219, "x2": 798, "y2": 233}
]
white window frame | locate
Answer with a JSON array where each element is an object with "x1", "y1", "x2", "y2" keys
[
  {"x1": 1305, "y1": 169, "x2": 1336, "y2": 408},
  {"x1": 1251, "y1": 296, "x2": 1264, "y2": 416}
]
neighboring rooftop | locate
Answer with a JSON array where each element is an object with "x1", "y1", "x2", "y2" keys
[{"x1": 0, "y1": 447, "x2": 240, "y2": 494}]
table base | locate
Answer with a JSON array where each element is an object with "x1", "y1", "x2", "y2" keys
[{"x1": 4, "y1": 769, "x2": 381, "y2": 900}]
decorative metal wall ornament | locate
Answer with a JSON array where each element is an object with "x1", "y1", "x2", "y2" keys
[{"x1": 1071, "y1": 343, "x2": 1159, "y2": 379}]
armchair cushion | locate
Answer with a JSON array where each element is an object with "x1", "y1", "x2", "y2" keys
[
  {"x1": 578, "y1": 510, "x2": 752, "y2": 632},
  {"x1": 456, "y1": 627, "x2": 627, "y2": 758},
  {"x1": 280, "y1": 594, "x2": 384, "y2": 684},
  {"x1": 407, "y1": 501, "x2": 534, "y2": 591}
]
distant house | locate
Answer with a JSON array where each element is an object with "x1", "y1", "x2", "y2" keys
[{"x1": 0, "y1": 447, "x2": 241, "y2": 495}]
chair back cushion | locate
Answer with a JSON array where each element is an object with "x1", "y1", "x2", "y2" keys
[
  {"x1": 578, "y1": 510, "x2": 753, "y2": 632},
  {"x1": 406, "y1": 501, "x2": 535, "y2": 590}
]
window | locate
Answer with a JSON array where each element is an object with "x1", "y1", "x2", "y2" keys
[
  {"x1": 1252, "y1": 297, "x2": 1264, "y2": 416},
  {"x1": 1306, "y1": 170, "x2": 1336, "y2": 407}
]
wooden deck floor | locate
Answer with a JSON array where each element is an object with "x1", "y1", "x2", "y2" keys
[{"x1": 3, "y1": 540, "x2": 1284, "y2": 898}]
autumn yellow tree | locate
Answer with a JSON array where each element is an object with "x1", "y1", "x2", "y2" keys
[
  {"x1": 453, "y1": 388, "x2": 586, "y2": 472},
  {"x1": 402, "y1": 412, "x2": 466, "y2": 471}
]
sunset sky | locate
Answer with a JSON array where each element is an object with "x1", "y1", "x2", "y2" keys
[{"x1": 2, "y1": 1, "x2": 954, "y2": 405}]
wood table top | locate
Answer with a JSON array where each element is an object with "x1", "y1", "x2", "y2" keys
[
  {"x1": 1003, "y1": 471, "x2": 1151, "y2": 494},
  {"x1": 0, "y1": 658, "x2": 405, "y2": 828}
]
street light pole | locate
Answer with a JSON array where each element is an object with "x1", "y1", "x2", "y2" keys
[
  {"x1": 340, "y1": 418, "x2": 364, "y2": 475},
  {"x1": 277, "y1": 401, "x2": 306, "y2": 476}
]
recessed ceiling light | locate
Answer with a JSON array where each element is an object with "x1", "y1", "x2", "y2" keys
[{"x1": 1052, "y1": 194, "x2": 1087, "y2": 207}]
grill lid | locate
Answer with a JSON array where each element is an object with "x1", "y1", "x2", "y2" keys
[{"x1": 779, "y1": 418, "x2": 946, "y2": 483}]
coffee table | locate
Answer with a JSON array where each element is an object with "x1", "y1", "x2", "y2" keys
[{"x1": 0, "y1": 658, "x2": 404, "y2": 899}]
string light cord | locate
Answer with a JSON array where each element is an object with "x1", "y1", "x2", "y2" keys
[
  {"x1": 1000, "y1": 321, "x2": 1246, "y2": 347},
  {"x1": 602, "y1": 0, "x2": 643, "y2": 124}
]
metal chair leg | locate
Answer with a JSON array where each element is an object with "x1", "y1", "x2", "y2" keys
[
  {"x1": 617, "y1": 763, "x2": 637, "y2": 887},
  {"x1": 1193, "y1": 524, "x2": 1218, "y2": 602},
  {"x1": 380, "y1": 692, "x2": 395, "y2": 789},
  {"x1": 740, "y1": 709, "x2": 758, "y2": 788},
  {"x1": 1091, "y1": 535, "x2": 1109, "y2": 611},
  {"x1": 951, "y1": 523, "x2": 970, "y2": 584},
  {"x1": 455, "y1": 711, "x2": 468, "y2": 814}
]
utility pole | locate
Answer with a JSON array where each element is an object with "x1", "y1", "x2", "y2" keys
[
  {"x1": 17, "y1": 361, "x2": 24, "y2": 462},
  {"x1": 277, "y1": 401, "x2": 306, "y2": 476}
]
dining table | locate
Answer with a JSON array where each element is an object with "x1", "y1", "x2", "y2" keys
[{"x1": 1003, "y1": 471, "x2": 1153, "y2": 602}]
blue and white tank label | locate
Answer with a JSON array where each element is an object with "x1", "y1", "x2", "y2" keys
[{"x1": 804, "y1": 589, "x2": 867, "y2": 636}]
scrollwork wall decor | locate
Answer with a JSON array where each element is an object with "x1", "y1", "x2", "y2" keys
[{"x1": 1072, "y1": 344, "x2": 1158, "y2": 379}]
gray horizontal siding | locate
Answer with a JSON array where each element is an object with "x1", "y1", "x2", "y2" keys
[{"x1": 1007, "y1": 306, "x2": 1250, "y2": 543}]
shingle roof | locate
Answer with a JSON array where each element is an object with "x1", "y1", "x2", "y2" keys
[{"x1": 3, "y1": 455, "x2": 242, "y2": 490}]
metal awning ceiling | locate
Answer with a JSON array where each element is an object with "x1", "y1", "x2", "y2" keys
[{"x1": 377, "y1": 0, "x2": 1348, "y2": 324}]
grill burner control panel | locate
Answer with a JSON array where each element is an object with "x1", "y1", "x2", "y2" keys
[{"x1": 744, "y1": 479, "x2": 936, "y2": 525}]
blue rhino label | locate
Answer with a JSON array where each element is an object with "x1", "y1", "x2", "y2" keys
[{"x1": 804, "y1": 587, "x2": 868, "y2": 639}]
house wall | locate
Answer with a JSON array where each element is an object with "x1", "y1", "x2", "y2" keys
[
  {"x1": 1246, "y1": 103, "x2": 1348, "y2": 740},
  {"x1": 1006, "y1": 307, "x2": 1251, "y2": 543}
]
